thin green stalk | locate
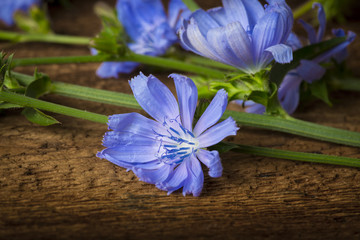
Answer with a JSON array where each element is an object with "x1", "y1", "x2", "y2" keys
[
  {"x1": 230, "y1": 144, "x2": 360, "y2": 168},
  {"x1": 13, "y1": 72, "x2": 360, "y2": 148},
  {"x1": 182, "y1": 0, "x2": 200, "y2": 12},
  {"x1": 12, "y1": 72, "x2": 141, "y2": 110},
  {"x1": 10, "y1": 54, "x2": 226, "y2": 79},
  {"x1": 0, "y1": 30, "x2": 90, "y2": 45},
  {"x1": 222, "y1": 111, "x2": 360, "y2": 147},
  {"x1": 0, "y1": 91, "x2": 108, "y2": 124},
  {"x1": 330, "y1": 77, "x2": 360, "y2": 91},
  {"x1": 293, "y1": 0, "x2": 316, "y2": 19},
  {"x1": 184, "y1": 55, "x2": 238, "y2": 71}
]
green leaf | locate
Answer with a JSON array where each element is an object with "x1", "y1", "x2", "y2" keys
[
  {"x1": 269, "y1": 36, "x2": 347, "y2": 86},
  {"x1": 21, "y1": 107, "x2": 60, "y2": 126},
  {"x1": 0, "y1": 102, "x2": 23, "y2": 109},
  {"x1": 24, "y1": 71, "x2": 52, "y2": 98},
  {"x1": 309, "y1": 78, "x2": 332, "y2": 106}
]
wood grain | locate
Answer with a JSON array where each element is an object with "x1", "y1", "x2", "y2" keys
[{"x1": 1, "y1": 0, "x2": 360, "y2": 239}]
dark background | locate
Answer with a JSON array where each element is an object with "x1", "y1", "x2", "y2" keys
[{"x1": 1, "y1": 0, "x2": 360, "y2": 239}]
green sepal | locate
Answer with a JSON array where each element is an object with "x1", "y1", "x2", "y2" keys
[
  {"x1": 21, "y1": 107, "x2": 60, "y2": 126},
  {"x1": 91, "y1": 3, "x2": 127, "y2": 56},
  {"x1": 269, "y1": 36, "x2": 347, "y2": 86}
]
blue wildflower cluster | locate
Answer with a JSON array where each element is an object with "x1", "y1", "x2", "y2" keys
[{"x1": 94, "y1": 0, "x2": 191, "y2": 78}]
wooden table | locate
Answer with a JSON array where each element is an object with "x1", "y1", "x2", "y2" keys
[{"x1": 1, "y1": 0, "x2": 360, "y2": 239}]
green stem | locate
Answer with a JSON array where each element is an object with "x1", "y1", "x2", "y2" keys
[
  {"x1": 11, "y1": 54, "x2": 226, "y2": 79},
  {"x1": 184, "y1": 55, "x2": 238, "y2": 71},
  {"x1": 330, "y1": 77, "x2": 360, "y2": 91},
  {"x1": 230, "y1": 144, "x2": 360, "y2": 168},
  {"x1": 0, "y1": 91, "x2": 108, "y2": 124},
  {"x1": 0, "y1": 30, "x2": 90, "y2": 45},
  {"x1": 293, "y1": 0, "x2": 316, "y2": 19},
  {"x1": 222, "y1": 111, "x2": 360, "y2": 147},
  {"x1": 13, "y1": 72, "x2": 141, "y2": 110},
  {"x1": 13, "y1": 72, "x2": 360, "y2": 148},
  {"x1": 182, "y1": 0, "x2": 200, "y2": 12}
]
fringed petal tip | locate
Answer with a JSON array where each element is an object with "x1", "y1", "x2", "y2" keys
[{"x1": 266, "y1": 44, "x2": 293, "y2": 64}]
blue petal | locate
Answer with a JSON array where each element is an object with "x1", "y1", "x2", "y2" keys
[
  {"x1": 182, "y1": 18, "x2": 223, "y2": 62},
  {"x1": 297, "y1": 60, "x2": 326, "y2": 83},
  {"x1": 156, "y1": 160, "x2": 188, "y2": 194},
  {"x1": 207, "y1": 7, "x2": 231, "y2": 26},
  {"x1": 313, "y1": 3, "x2": 326, "y2": 43},
  {"x1": 235, "y1": 100, "x2": 265, "y2": 114},
  {"x1": 313, "y1": 31, "x2": 356, "y2": 63},
  {"x1": 206, "y1": 24, "x2": 249, "y2": 70},
  {"x1": 278, "y1": 72, "x2": 302, "y2": 114},
  {"x1": 197, "y1": 117, "x2": 238, "y2": 148},
  {"x1": 239, "y1": 0, "x2": 265, "y2": 29},
  {"x1": 196, "y1": 149, "x2": 223, "y2": 178},
  {"x1": 168, "y1": 0, "x2": 191, "y2": 30},
  {"x1": 331, "y1": 29, "x2": 349, "y2": 63},
  {"x1": 224, "y1": 22, "x2": 253, "y2": 69},
  {"x1": 170, "y1": 74, "x2": 198, "y2": 131},
  {"x1": 133, "y1": 164, "x2": 173, "y2": 184},
  {"x1": 96, "y1": 62, "x2": 139, "y2": 78},
  {"x1": 265, "y1": 44, "x2": 293, "y2": 64},
  {"x1": 191, "y1": 9, "x2": 220, "y2": 37},
  {"x1": 252, "y1": 11, "x2": 284, "y2": 67},
  {"x1": 116, "y1": 0, "x2": 167, "y2": 41},
  {"x1": 193, "y1": 89, "x2": 228, "y2": 136},
  {"x1": 222, "y1": 0, "x2": 264, "y2": 30},
  {"x1": 129, "y1": 73, "x2": 179, "y2": 122},
  {"x1": 182, "y1": 155, "x2": 204, "y2": 197},
  {"x1": 298, "y1": 19, "x2": 317, "y2": 44},
  {"x1": 108, "y1": 113, "x2": 166, "y2": 138},
  {"x1": 286, "y1": 32, "x2": 302, "y2": 50}
]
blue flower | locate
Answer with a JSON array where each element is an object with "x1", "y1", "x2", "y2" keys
[
  {"x1": 0, "y1": 0, "x2": 40, "y2": 26},
  {"x1": 179, "y1": 0, "x2": 294, "y2": 74},
  {"x1": 94, "y1": 0, "x2": 190, "y2": 78},
  {"x1": 240, "y1": 3, "x2": 356, "y2": 114},
  {"x1": 97, "y1": 73, "x2": 239, "y2": 196}
]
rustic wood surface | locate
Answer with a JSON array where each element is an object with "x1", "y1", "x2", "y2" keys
[{"x1": 1, "y1": 0, "x2": 360, "y2": 239}]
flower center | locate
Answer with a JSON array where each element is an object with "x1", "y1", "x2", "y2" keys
[{"x1": 153, "y1": 116, "x2": 199, "y2": 165}]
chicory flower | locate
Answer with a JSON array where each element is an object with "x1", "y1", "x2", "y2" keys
[
  {"x1": 179, "y1": 0, "x2": 294, "y2": 74},
  {"x1": 95, "y1": 0, "x2": 190, "y2": 78},
  {"x1": 97, "y1": 73, "x2": 239, "y2": 196},
  {"x1": 240, "y1": 3, "x2": 356, "y2": 114},
  {"x1": 0, "y1": 0, "x2": 40, "y2": 26}
]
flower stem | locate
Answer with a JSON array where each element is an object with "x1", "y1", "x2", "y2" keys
[
  {"x1": 0, "y1": 30, "x2": 91, "y2": 45},
  {"x1": 330, "y1": 77, "x2": 360, "y2": 91},
  {"x1": 0, "y1": 91, "x2": 108, "y2": 124},
  {"x1": 184, "y1": 55, "x2": 238, "y2": 71},
  {"x1": 222, "y1": 111, "x2": 360, "y2": 147},
  {"x1": 182, "y1": 0, "x2": 200, "y2": 12},
  {"x1": 230, "y1": 143, "x2": 360, "y2": 168},
  {"x1": 13, "y1": 72, "x2": 360, "y2": 148},
  {"x1": 13, "y1": 72, "x2": 141, "y2": 110},
  {"x1": 293, "y1": 0, "x2": 317, "y2": 19},
  {"x1": 10, "y1": 54, "x2": 226, "y2": 79}
]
